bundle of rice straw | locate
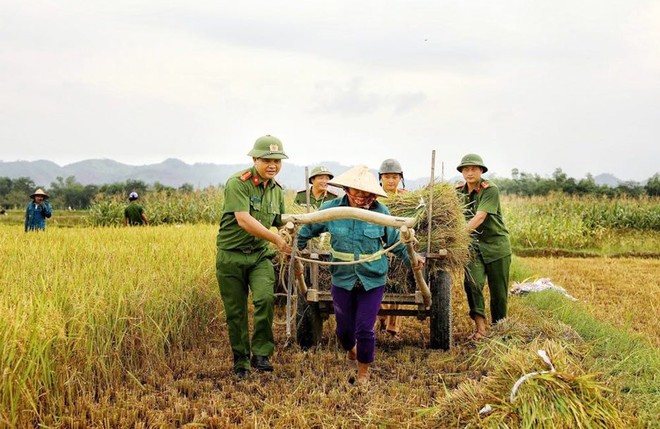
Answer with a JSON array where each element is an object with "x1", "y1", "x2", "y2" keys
[
  {"x1": 383, "y1": 183, "x2": 470, "y2": 287},
  {"x1": 385, "y1": 183, "x2": 470, "y2": 265}
]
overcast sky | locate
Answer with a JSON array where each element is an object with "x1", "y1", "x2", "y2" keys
[{"x1": 1, "y1": 1, "x2": 659, "y2": 182}]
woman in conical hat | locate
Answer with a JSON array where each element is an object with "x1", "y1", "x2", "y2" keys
[
  {"x1": 25, "y1": 188, "x2": 52, "y2": 232},
  {"x1": 328, "y1": 165, "x2": 387, "y2": 208},
  {"x1": 298, "y1": 165, "x2": 424, "y2": 384}
]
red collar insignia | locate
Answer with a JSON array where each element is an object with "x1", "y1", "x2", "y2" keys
[{"x1": 239, "y1": 170, "x2": 252, "y2": 181}]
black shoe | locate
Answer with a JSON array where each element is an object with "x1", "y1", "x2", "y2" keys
[
  {"x1": 234, "y1": 367, "x2": 250, "y2": 379},
  {"x1": 251, "y1": 355, "x2": 274, "y2": 372}
]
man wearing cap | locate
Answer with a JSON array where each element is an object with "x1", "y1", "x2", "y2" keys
[
  {"x1": 24, "y1": 188, "x2": 52, "y2": 232},
  {"x1": 124, "y1": 192, "x2": 149, "y2": 226},
  {"x1": 455, "y1": 154, "x2": 511, "y2": 340},
  {"x1": 377, "y1": 158, "x2": 409, "y2": 339},
  {"x1": 297, "y1": 165, "x2": 424, "y2": 384},
  {"x1": 216, "y1": 135, "x2": 292, "y2": 378},
  {"x1": 294, "y1": 165, "x2": 338, "y2": 209}
]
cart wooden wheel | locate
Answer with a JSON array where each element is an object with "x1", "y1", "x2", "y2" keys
[
  {"x1": 429, "y1": 269, "x2": 452, "y2": 350},
  {"x1": 295, "y1": 264, "x2": 323, "y2": 349}
]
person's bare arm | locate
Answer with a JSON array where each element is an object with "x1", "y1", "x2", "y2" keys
[
  {"x1": 235, "y1": 211, "x2": 292, "y2": 254},
  {"x1": 467, "y1": 211, "x2": 488, "y2": 232}
]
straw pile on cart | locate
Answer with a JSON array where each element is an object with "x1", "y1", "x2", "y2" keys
[{"x1": 383, "y1": 182, "x2": 470, "y2": 292}]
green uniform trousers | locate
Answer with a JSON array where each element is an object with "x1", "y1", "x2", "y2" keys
[
  {"x1": 216, "y1": 247, "x2": 275, "y2": 370},
  {"x1": 463, "y1": 250, "x2": 511, "y2": 324}
]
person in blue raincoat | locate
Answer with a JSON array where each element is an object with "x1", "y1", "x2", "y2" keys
[
  {"x1": 297, "y1": 165, "x2": 424, "y2": 384},
  {"x1": 25, "y1": 188, "x2": 53, "y2": 232}
]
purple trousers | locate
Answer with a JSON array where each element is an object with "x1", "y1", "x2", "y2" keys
[{"x1": 331, "y1": 284, "x2": 385, "y2": 364}]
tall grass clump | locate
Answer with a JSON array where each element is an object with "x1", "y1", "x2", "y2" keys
[
  {"x1": 88, "y1": 189, "x2": 225, "y2": 226},
  {"x1": 0, "y1": 225, "x2": 220, "y2": 427},
  {"x1": 503, "y1": 193, "x2": 660, "y2": 250}
]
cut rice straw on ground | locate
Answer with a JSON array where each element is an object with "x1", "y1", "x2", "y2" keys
[{"x1": 419, "y1": 313, "x2": 627, "y2": 428}]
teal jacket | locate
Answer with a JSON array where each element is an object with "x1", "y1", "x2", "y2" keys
[
  {"x1": 297, "y1": 196, "x2": 410, "y2": 291},
  {"x1": 25, "y1": 201, "x2": 52, "y2": 232}
]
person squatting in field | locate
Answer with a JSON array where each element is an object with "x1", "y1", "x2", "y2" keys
[
  {"x1": 297, "y1": 165, "x2": 424, "y2": 384},
  {"x1": 124, "y1": 192, "x2": 149, "y2": 226},
  {"x1": 455, "y1": 154, "x2": 512, "y2": 340},
  {"x1": 25, "y1": 188, "x2": 52, "y2": 232},
  {"x1": 215, "y1": 135, "x2": 292, "y2": 379}
]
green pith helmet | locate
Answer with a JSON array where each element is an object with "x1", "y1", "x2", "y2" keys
[
  {"x1": 456, "y1": 153, "x2": 488, "y2": 173},
  {"x1": 247, "y1": 135, "x2": 288, "y2": 159},
  {"x1": 308, "y1": 166, "x2": 334, "y2": 184},
  {"x1": 378, "y1": 158, "x2": 403, "y2": 177},
  {"x1": 378, "y1": 158, "x2": 405, "y2": 190}
]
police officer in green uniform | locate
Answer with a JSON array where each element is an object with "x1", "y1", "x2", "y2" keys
[
  {"x1": 216, "y1": 135, "x2": 292, "y2": 378},
  {"x1": 124, "y1": 192, "x2": 149, "y2": 226},
  {"x1": 456, "y1": 154, "x2": 511, "y2": 340},
  {"x1": 294, "y1": 165, "x2": 338, "y2": 209}
]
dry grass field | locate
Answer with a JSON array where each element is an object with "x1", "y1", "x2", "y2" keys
[{"x1": 521, "y1": 257, "x2": 660, "y2": 347}]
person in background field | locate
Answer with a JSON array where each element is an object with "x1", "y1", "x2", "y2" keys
[
  {"x1": 455, "y1": 154, "x2": 511, "y2": 340},
  {"x1": 124, "y1": 192, "x2": 149, "y2": 226},
  {"x1": 25, "y1": 188, "x2": 52, "y2": 232},
  {"x1": 215, "y1": 135, "x2": 292, "y2": 379},
  {"x1": 294, "y1": 165, "x2": 339, "y2": 209},
  {"x1": 297, "y1": 165, "x2": 424, "y2": 384},
  {"x1": 376, "y1": 158, "x2": 408, "y2": 339}
]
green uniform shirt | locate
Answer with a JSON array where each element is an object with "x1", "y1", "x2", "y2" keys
[
  {"x1": 217, "y1": 166, "x2": 285, "y2": 252},
  {"x1": 124, "y1": 202, "x2": 145, "y2": 225},
  {"x1": 294, "y1": 189, "x2": 338, "y2": 209},
  {"x1": 457, "y1": 179, "x2": 511, "y2": 263}
]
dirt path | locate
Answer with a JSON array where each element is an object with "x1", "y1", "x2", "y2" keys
[{"x1": 57, "y1": 286, "x2": 478, "y2": 428}]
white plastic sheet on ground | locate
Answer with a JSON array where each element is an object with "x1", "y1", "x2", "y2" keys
[{"x1": 510, "y1": 277, "x2": 578, "y2": 301}]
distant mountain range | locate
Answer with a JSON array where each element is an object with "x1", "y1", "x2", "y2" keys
[{"x1": 0, "y1": 158, "x2": 628, "y2": 190}]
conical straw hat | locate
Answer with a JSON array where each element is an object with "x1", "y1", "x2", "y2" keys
[
  {"x1": 30, "y1": 188, "x2": 49, "y2": 199},
  {"x1": 329, "y1": 165, "x2": 387, "y2": 197}
]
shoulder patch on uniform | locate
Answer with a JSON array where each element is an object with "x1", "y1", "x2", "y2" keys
[
  {"x1": 481, "y1": 181, "x2": 490, "y2": 189},
  {"x1": 239, "y1": 170, "x2": 252, "y2": 181},
  {"x1": 455, "y1": 182, "x2": 465, "y2": 188}
]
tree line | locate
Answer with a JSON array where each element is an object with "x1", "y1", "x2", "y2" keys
[
  {"x1": 1, "y1": 169, "x2": 658, "y2": 210},
  {"x1": 492, "y1": 168, "x2": 660, "y2": 197}
]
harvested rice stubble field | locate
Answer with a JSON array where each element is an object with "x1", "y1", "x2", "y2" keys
[{"x1": 520, "y1": 257, "x2": 660, "y2": 347}]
